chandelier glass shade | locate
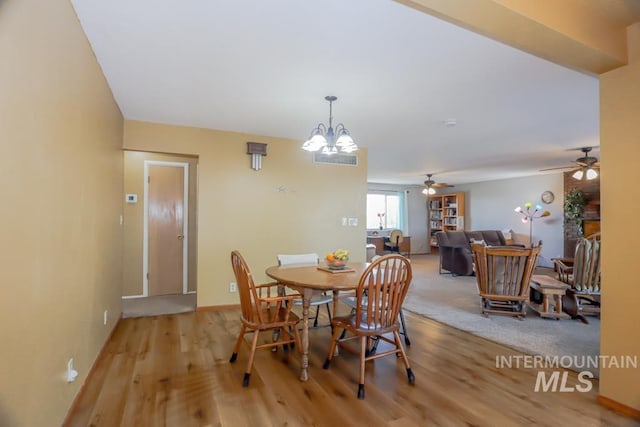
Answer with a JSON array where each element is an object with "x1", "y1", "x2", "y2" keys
[{"x1": 302, "y1": 96, "x2": 358, "y2": 155}]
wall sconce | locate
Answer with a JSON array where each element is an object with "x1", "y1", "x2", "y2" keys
[{"x1": 247, "y1": 142, "x2": 267, "y2": 171}]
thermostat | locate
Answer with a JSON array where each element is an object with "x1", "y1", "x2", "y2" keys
[{"x1": 125, "y1": 194, "x2": 138, "y2": 204}]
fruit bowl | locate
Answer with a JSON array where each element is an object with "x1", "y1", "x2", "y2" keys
[
  {"x1": 325, "y1": 258, "x2": 348, "y2": 269},
  {"x1": 325, "y1": 249, "x2": 349, "y2": 269}
]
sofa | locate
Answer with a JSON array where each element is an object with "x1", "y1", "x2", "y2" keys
[{"x1": 435, "y1": 230, "x2": 517, "y2": 276}]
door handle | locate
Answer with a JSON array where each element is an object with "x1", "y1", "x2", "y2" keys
[{"x1": 177, "y1": 234, "x2": 184, "y2": 240}]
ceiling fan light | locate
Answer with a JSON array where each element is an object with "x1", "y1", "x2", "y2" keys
[
  {"x1": 572, "y1": 169, "x2": 584, "y2": 180},
  {"x1": 586, "y1": 168, "x2": 598, "y2": 180}
]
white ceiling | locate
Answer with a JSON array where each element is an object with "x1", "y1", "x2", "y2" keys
[{"x1": 71, "y1": 0, "x2": 600, "y2": 186}]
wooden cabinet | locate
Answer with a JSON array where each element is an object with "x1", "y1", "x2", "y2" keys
[
  {"x1": 367, "y1": 236, "x2": 385, "y2": 255},
  {"x1": 428, "y1": 192, "x2": 465, "y2": 249}
]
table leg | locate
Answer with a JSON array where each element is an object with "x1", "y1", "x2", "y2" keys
[
  {"x1": 542, "y1": 294, "x2": 550, "y2": 314},
  {"x1": 554, "y1": 294, "x2": 563, "y2": 315},
  {"x1": 332, "y1": 290, "x2": 340, "y2": 356},
  {"x1": 299, "y1": 288, "x2": 312, "y2": 381}
]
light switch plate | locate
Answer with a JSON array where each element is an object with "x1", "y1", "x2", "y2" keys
[{"x1": 125, "y1": 194, "x2": 138, "y2": 203}]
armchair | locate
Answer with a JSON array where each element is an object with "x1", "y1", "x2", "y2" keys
[
  {"x1": 553, "y1": 234, "x2": 601, "y2": 322},
  {"x1": 229, "y1": 251, "x2": 302, "y2": 387},
  {"x1": 436, "y1": 230, "x2": 518, "y2": 276},
  {"x1": 472, "y1": 243, "x2": 541, "y2": 318}
]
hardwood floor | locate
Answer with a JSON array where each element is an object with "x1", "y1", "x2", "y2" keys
[{"x1": 65, "y1": 308, "x2": 637, "y2": 426}]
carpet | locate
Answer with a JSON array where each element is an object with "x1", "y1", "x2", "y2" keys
[{"x1": 404, "y1": 254, "x2": 600, "y2": 375}]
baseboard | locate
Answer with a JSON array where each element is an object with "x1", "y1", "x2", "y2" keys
[
  {"x1": 197, "y1": 303, "x2": 240, "y2": 311},
  {"x1": 62, "y1": 314, "x2": 122, "y2": 426},
  {"x1": 597, "y1": 395, "x2": 640, "y2": 420}
]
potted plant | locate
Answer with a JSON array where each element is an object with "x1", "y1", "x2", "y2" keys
[{"x1": 564, "y1": 188, "x2": 587, "y2": 237}]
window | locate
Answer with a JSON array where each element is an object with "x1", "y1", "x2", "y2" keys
[{"x1": 367, "y1": 192, "x2": 404, "y2": 230}]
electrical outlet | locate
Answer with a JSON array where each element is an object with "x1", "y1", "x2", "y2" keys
[
  {"x1": 103, "y1": 310, "x2": 108, "y2": 325},
  {"x1": 229, "y1": 282, "x2": 237, "y2": 293},
  {"x1": 67, "y1": 358, "x2": 78, "y2": 383}
]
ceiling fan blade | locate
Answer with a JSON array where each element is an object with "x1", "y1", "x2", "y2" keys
[
  {"x1": 432, "y1": 183, "x2": 454, "y2": 188},
  {"x1": 539, "y1": 165, "x2": 576, "y2": 171}
]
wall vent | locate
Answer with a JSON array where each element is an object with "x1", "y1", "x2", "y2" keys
[{"x1": 312, "y1": 152, "x2": 358, "y2": 166}]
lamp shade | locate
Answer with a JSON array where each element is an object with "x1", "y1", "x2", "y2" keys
[
  {"x1": 302, "y1": 133, "x2": 327, "y2": 152},
  {"x1": 422, "y1": 187, "x2": 436, "y2": 195}
]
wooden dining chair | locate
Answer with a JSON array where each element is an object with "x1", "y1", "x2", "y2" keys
[
  {"x1": 323, "y1": 254, "x2": 415, "y2": 399},
  {"x1": 276, "y1": 253, "x2": 332, "y2": 329},
  {"x1": 229, "y1": 251, "x2": 302, "y2": 387},
  {"x1": 340, "y1": 255, "x2": 411, "y2": 350}
]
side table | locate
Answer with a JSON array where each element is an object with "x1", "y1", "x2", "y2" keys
[{"x1": 528, "y1": 274, "x2": 571, "y2": 320}]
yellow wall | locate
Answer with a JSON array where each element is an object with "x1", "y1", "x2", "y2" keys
[
  {"x1": 123, "y1": 121, "x2": 367, "y2": 307},
  {"x1": 599, "y1": 23, "x2": 640, "y2": 411},
  {"x1": 0, "y1": 1, "x2": 123, "y2": 425},
  {"x1": 122, "y1": 151, "x2": 199, "y2": 296}
]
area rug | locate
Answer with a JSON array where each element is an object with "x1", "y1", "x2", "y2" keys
[{"x1": 404, "y1": 254, "x2": 600, "y2": 375}]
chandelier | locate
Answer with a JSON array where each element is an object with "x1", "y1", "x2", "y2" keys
[{"x1": 302, "y1": 96, "x2": 358, "y2": 155}]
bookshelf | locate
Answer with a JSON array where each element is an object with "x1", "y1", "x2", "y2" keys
[{"x1": 428, "y1": 192, "x2": 465, "y2": 250}]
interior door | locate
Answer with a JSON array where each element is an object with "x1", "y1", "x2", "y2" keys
[{"x1": 148, "y1": 164, "x2": 185, "y2": 296}]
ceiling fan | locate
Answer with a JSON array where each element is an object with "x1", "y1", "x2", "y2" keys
[
  {"x1": 422, "y1": 174, "x2": 454, "y2": 195},
  {"x1": 540, "y1": 147, "x2": 600, "y2": 180}
]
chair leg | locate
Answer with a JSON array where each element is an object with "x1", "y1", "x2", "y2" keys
[
  {"x1": 243, "y1": 330, "x2": 260, "y2": 387},
  {"x1": 358, "y1": 335, "x2": 367, "y2": 399},
  {"x1": 229, "y1": 325, "x2": 246, "y2": 363},
  {"x1": 367, "y1": 337, "x2": 380, "y2": 356},
  {"x1": 399, "y1": 309, "x2": 411, "y2": 346},
  {"x1": 393, "y1": 330, "x2": 415, "y2": 385},
  {"x1": 325, "y1": 303, "x2": 333, "y2": 334},
  {"x1": 271, "y1": 328, "x2": 280, "y2": 352},
  {"x1": 323, "y1": 325, "x2": 342, "y2": 369},
  {"x1": 313, "y1": 305, "x2": 321, "y2": 328}
]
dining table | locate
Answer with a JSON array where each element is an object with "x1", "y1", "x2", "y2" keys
[{"x1": 265, "y1": 262, "x2": 368, "y2": 381}]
